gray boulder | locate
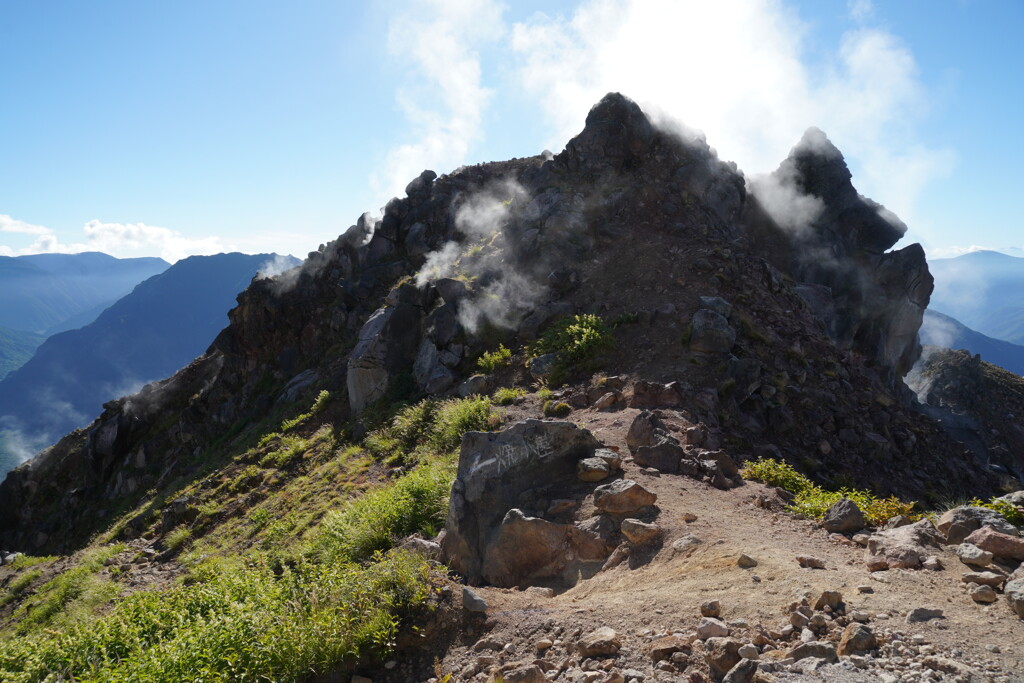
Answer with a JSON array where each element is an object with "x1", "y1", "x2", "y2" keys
[
  {"x1": 822, "y1": 497, "x2": 866, "y2": 533},
  {"x1": 441, "y1": 420, "x2": 602, "y2": 585},
  {"x1": 689, "y1": 309, "x2": 736, "y2": 353},
  {"x1": 1006, "y1": 578, "x2": 1024, "y2": 618},
  {"x1": 936, "y1": 506, "x2": 1019, "y2": 544},
  {"x1": 347, "y1": 298, "x2": 422, "y2": 412}
]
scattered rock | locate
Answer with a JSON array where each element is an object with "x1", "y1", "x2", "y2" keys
[
  {"x1": 968, "y1": 583, "x2": 998, "y2": 603},
  {"x1": 838, "y1": 623, "x2": 877, "y2": 655},
  {"x1": 796, "y1": 555, "x2": 825, "y2": 569},
  {"x1": 689, "y1": 309, "x2": 736, "y2": 354},
  {"x1": 905, "y1": 607, "x2": 944, "y2": 623},
  {"x1": 649, "y1": 635, "x2": 690, "y2": 662},
  {"x1": 463, "y1": 587, "x2": 488, "y2": 613},
  {"x1": 963, "y1": 526, "x2": 1024, "y2": 561},
  {"x1": 737, "y1": 644, "x2": 758, "y2": 660},
  {"x1": 577, "y1": 627, "x2": 621, "y2": 657},
  {"x1": 620, "y1": 518, "x2": 663, "y2": 545},
  {"x1": 921, "y1": 555, "x2": 943, "y2": 571},
  {"x1": 956, "y1": 543, "x2": 994, "y2": 568},
  {"x1": 701, "y1": 600, "x2": 721, "y2": 617},
  {"x1": 502, "y1": 664, "x2": 547, "y2": 683},
  {"x1": 593, "y1": 479, "x2": 657, "y2": 515},
  {"x1": 577, "y1": 457, "x2": 611, "y2": 482},
  {"x1": 721, "y1": 658, "x2": 757, "y2": 683},
  {"x1": 593, "y1": 392, "x2": 619, "y2": 410},
  {"x1": 703, "y1": 637, "x2": 743, "y2": 680},
  {"x1": 736, "y1": 554, "x2": 757, "y2": 568},
  {"x1": 788, "y1": 641, "x2": 837, "y2": 663},
  {"x1": 1005, "y1": 578, "x2": 1024, "y2": 618},
  {"x1": 936, "y1": 506, "x2": 1019, "y2": 544},
  {"x1": 697, "y1": 617, "x2": 731, "y2": 639},
  {"x1": 813, "y1": 590, "x2": 843, "y2": 611},
  {"x1": 865, "y1": 519, "x2": 943, "y2": 570},
  {"x1": 822, "y1": 498, "x2": 866, "y2": 533},
  {"x1": 961, "y1": 571, "x2": 1006, "y2": 588}
]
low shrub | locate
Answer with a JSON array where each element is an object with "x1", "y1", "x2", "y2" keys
[
  {"x1": 492, "y1": 387, "x2": 526, "y2": 405},
  {"x1": 741, "y1": 458, "x2": 915, "y2": 526},
  {"x1": 531, "y1": 314, "x2": 613, "y2": 382},
  {"x1": 543, "y1": 400, "x2": 572, "y2": 418},
  {"x1": 476, "y1": 345, "x2": 512, "y2": 374},
  {"x1": 366, "y1": 396, "x2": 495, "y2": 465},
  {"x1": 163, "y1": 526, "x2": 192, "y2": 553},
  {"x1": 970, "y1": 497, "x2": 1024, "y2": 526}
]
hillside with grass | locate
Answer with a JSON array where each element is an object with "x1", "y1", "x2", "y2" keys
[{"x1": 1, "y1": 94, "x2": 1021, "y2": 682}]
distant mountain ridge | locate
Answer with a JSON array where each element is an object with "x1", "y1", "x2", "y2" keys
[
  {"x1": 0, "y1": 252, "x2": 169, "y2": 334},
  {"x1": 929, "y1": 250, "x2": 1024, "y2": 344},
  {"x1": 920, "y1": 309, "x2": 1024, "y2": 376},
  {"x1": 0, "y1": 252, "x2": 298, "y2": 475}
]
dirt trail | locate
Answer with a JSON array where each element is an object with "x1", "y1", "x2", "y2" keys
[{"x1": 431, "y1": 407, "x2": 1024, "y2": 682}]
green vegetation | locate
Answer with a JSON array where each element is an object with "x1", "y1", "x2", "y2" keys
[
  {"x1": 0, "y1": 372, "x2": 509, "y2": 681},
  {"x1": 476, "y1": 345, "x2": 512, "y2": 373},
  {"x1": 530, "y1": 314, "x2": 614, "y2": 384},
  {"x1": 312, "y1": 459, "x2": 454, "y2": 563},
  {"x1": 741, "y1": 458, "x2": 916, "y2": 526},
  {"x1": 543, "y1": 400, "x2": 572, "y2": 418},
  {"x1": 492, "y1": 387, "x2": 526, "y2": 405},
  {"x1": 365, "y1": 396, "x2": 495, "y2": 465},
  {"x1": 970, "y1": 497, "x2": 1024, "y2": 526},
  {"x1": 0, "y1": 551, "x2": 434, "y2": 682}
]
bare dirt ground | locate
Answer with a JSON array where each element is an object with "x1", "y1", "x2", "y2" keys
[{"x1": 424, "y1": 405, "x2": 1024, "y2": 683}]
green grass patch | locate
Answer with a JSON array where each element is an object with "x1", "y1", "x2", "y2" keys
[
  {"x1": 492, "y1": 387, "x2": 526, "y2": 405},
  {"x1": 476, "y1": 345, "x2": 512, "y2": 374},
  {"x1": 365, "y1": 396, "x2": 495, "y2": 466},
  {"x1": 741, "y1": 458, "x2": 915, "y2": 526},
  {"x1": 311, "y1": 459, "x2": 455, "y2": 563},
  {"x1": 543, "y1": 400, "x2": 572, "y2": 418},
  {"x1": 0, "y1": 551, "x2": 434, "y2": 682},
  {"x1": 0, "y1": 571, "x2": 42, "y2": 607}
]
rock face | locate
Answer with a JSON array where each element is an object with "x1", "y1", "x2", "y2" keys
[
  {"x1": 0, "y1": 91, "x2": 997, "y2": 557},
  {"x1": 441, "y1": 420, "x2": 605, "y2": 586},
  {"x1": 754, "y1": 127, "x2": 932, "y2": 381}
]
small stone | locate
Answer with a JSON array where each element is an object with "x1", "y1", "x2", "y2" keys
[
  {"x1": 722, "y1": 658, "x2": 757, "y2": 683},
  {"x1": 501, "y1": 664, "x2": 547, "y2": 683},
  {"x1": 961, "y1": 571, "x2": 1005, "y2": 588},
  {"x1": 788, "y1": 641, "x2": 838, "y2": 663},
  {"x1": 620, "y1": 518, "x2": 663, "y2": 545},
  {"x1": 463, "y1": 587, "x2": 488, "y2": 613},
  {"x1": 956, "y1": 543, "x2": 993, "y2": 568},
  {"x1": 649, "y1": 634, "x2": 689, "y2": 662},
  {"x1": 857, "y1": 585, "x2": 874, "y2": 594},
  {"x1": 737, "y1": 554, "x2": 758, "y2": 568},
  {"x1": 577, "y1": 627, "x2": 621, "y2": 657},
  {"x1": 536, "y1": 638, "x2": 554, "y2": 650},
  {"x1": 850, "y1": 610, "x2": 869, "y2": 623},
  {"x1": 593, "y1": 392, "x2": 618, "y2": 410},
  {"x1": 922, "y1": 555, "x2": 943, "y2": 570},
  {"x1": 796, "y1": 555, "x2": 825, "y2": 569},
  {"x1": 701, "y1": 599, "x2": 721, "y2": 617},
  {"x1": 737, "y1": 644, "x2": 759, "y2": 660},
  {"x1": 577, "y1": 457, "x2": 612, "y2": 482},
  {"x1": 813, "y1": 590, "x2": 843, "y2": 611},
  {"x1": 905, "y1": 607, "x2": 943, "y2": 623},
  {"x1": 682, "y1": 512, "x2": 698, "y2": 522},
  {"x1": 987, "y1": 644, "x2": 1001, "y2": 653},
  {"x1": 697, "y1": 617, "x2": 731, "y2": 639},
  {"x1": 838, "y1": 623, "x2": 878, "y2": 655},
  {"x1": 968, "y1": 584, "x2": 997, "y2": 603},
  {"x1": 852, "y1": 533, "x2": 871, "y2": 546}
]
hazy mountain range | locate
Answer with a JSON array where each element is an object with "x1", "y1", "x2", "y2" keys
[
  {"x1": 0, "y1": 252, "x2": 297, "y2": 475},
  {"x1": 929, "y1": 250, "x2": 1024, "y2": 345}
]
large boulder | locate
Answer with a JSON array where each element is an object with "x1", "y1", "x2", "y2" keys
[
  {"x1": 593, "y1": 479, "x2": 657, "y2": 515},
  {"x1": 865, "y1": 519, "x2": 943, "y2": 570},
  {"x1": 441, "y1": 420, "x2": 602, "y2": 585},
  {"x1": 347, "y1": 295, "x2": 422, "y2": 412},
  {"x1": 1006, "y1": 578, "x2": 1024, "y2": 618},
  {"x1": 936, "y1": 506, "x2": 1019, "y2": 545},
  {"x1": 689, "y1": 309, "x2": 736, "y2": 354},
  {"x1": 822, "y1": 498, "x2": 866, "y2": 533},
  {"x1": 963, "y1": 527, "x2": 1024, "y2": 562}
]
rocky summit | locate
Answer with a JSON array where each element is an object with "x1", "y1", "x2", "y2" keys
[{"x1": 0, "y1": 93, "x2": 1021, "y2": 682}]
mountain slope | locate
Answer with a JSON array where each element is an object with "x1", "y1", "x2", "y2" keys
[
  {"x1": 0, "y1": 253, "x2": 168, "y2": 334},
  {"x1": 0, "y1": 93, "x2": 1018, "y2": 682},
  {"x1": 921, "y1": 309, "x2": 1024, "y2": 376},
  {"x1": 0, "y1": 326, "x2": 44, "y2": 381},
  {"x1": 0, "y1": 252, "x2": 296, "y2": 474},
  {"x1": 929, "y1": 250, "x2": 1024, "y2": 343}
]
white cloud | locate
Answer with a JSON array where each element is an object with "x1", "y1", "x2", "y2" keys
[
  {"x1": 0, "y1": 214, "x2": 51, "y2": 236},
  {"x1": 925, "y1": 244, "x2": 1023, "y2": 259},
  {"x1": 0, "y1": 215, "x2": 233, "y2": 263},
  {"x1": 848, "y1": 0, "x2": 875, "y2": 23},
  {"x1": 377, "y1": 0, "x2": 506, "y2": 199},
  {"x1": 506, "y1": 0, "x2": 950, "y2": 240}
]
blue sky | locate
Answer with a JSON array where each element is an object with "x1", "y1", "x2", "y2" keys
[{"x1": 0, "y1": 0, "x2": 1021, "y2": 262}]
